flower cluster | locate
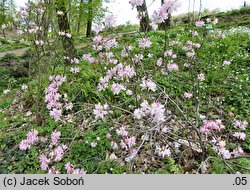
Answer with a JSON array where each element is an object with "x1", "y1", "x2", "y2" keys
[
  {"x1": 200, "y1": 119, "x2": 225, "y2": 134},
  {"x1": 140, "y1": 78, "x2": 157, "y2": 92},
  {"x1": 155, "y1": 145, "x2": 171, "y2": 158},
  {"x1": 45, "y1": 75, "x2": 66, "y2": 121},
  {"x1": 58, "y1": 31, "x2": 72, "y2": 38},
  {"x1": 138, "y1": 38, "x2": 152, "y2": 48},
  {"x1": 65, "y1": 162, "x2": 86, "y2": 174},
  {"x1": 129, "y1": 0, "x2": 144, "y2": 9},
  {"x1": 134, "y1": 100, "x2": 166, "y2": 124},
  {"x1": 151, "y1": 0, "x2": 180, "y2": 27},
  {"x1": 97, "y1": 62, "x2": 136, "y2": 94},
  {"x1": 104, "y1": 13, "x2": 116, "y2": 28},
  {"x1": 19, "y1": 129, "x2": 39, "y2": 150},
  {"x1": 93, "y1": 103, "x2": 112, "y2": 120}
]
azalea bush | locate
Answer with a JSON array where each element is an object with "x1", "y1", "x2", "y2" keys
[{"x1": 0, "y1": 0, "x2": 249, "y2": 174}]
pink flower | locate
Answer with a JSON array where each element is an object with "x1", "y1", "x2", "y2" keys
[
  {"x1": 19, "y1": 129, "x2": 39, "y2": 151},
  {"x1": 104, "y1": 13, "x2": 116, "y2": 28},
  {"x1": 111, "y1": 83, "x2": 126, "y2": 95},
  {"x1": 140, "y1": 78, "x2": 157, "y2": 92},
  {"x1": 51, "y1": 130, "x2": 61, "y2": 145},
  {"x1": 138, "y1": 38, "x2": 152, "y2": 48},
  {"x1": 232, "y1": 146, "x2": 244, "y2": 157},
  {"x1": 217, "y1": 140, "x2": 226, "y2": 148},
  {"x1": 219, "y1": 148, "x2": 231, "y2": 159},
  {"x1": 93, "y1": 35, "x2": 103, "y2": 45},
  {"x1": 195, "y1": 20, "x2": 205, "y2": 27},
  {"x1": 164, "y1": 50, "x2": 173, "y2": 57},
  {"x1": 233, "y1": 132, "x2": 246, "y2": 140},
  {"x1": 223, "y1": 60, "x2": 231, "y2": 65},
  {"x1": 50, "y1": 109, "x2": 62, "y2": 121},
  {"x1": 167, "y1": 62, "x2": 179, "y2": 72},
  {"x1": 198, "y1": 73, "x2": 205, "y2": 81},
  {"x1": 124, "y1": 136, "x2": 136, "y2": 148},
  {"x1": 126, "y1": 89, "x2": 133, "y2": 95},
  {"x1": 39, "y1": 154, "x2": 50, "y2": 170},
  {"x1": 70, "y1": 67, "x2": 80, "y2": 73},
  {"x1": 184, "y1": 92, "x2": 193, "y2": 99},
  {"x1": 213, "y1": 18, "x2": 219, "y2": 24},
  {"x1": 156, "y1": 58, "x2": 163, "y2": 66},
  {"x1": 129, "y1": 0, "x2": 144, "y2": 9},
  {"x1": 192, "y1": 31, "x2": 199, "y2": 36},
  {"x1": 235, "y1": 120, "x2": 248, "y2": 130},
  {"x1": 156, "y1": 145, "x2": 171, "y2": 158},
  {"x1": 93, "y1": 103, "x2": 111, "y2": 120},
  {"x1": 65, "y1": 162, "x2": 86, "y2": 174},
  {"x1": 19, "y1": 140, "x2": 31, "y2": 150},
  {"x1": 93, "y1": 24, "x2": 103, "y2": 34}
]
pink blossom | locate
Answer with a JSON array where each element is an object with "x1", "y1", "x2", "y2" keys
[
  {"x1": 156, "y1": 145, "x2": 171, "y2": 158},
  {"x1": 164, "y1": 50, "x2": 173, "y2": 57},
  {"x1": 213, "y1": 18, "x2": 219, "y2": 24},
  {"x1": 195, "y1": 20, "x2": 205, "y2": 27},
  {"x1": 39, "y1": 154, "x2": 50, "y2": 170},
  {"x1": 140, "y1": 78, "x2": 157, "y2": 92},
  {"x1": 223, "y1": 60, "x2": 231, "y2": 65},
  {"x1": 111, "y1": 83, "x2": 126, "y2": 95},
  {"x1": 192, "y1": 31, "x2": 199, "y2": 36},
  {"x1": 93, "y1": 103, "x2": 110, "y2": 120},
  {"x1": 138, "y1": 38, "x2": 152, "y2": 48},
  {"x1": 49, "y1": 109, "x2": 62, "y2": 121},
  {"x1": 235, "y1": 120, "x2": 248, "y2": 130},
  {"x1": 233, "y1": 132, "x2": 246, "y2": 140},
  {"x1": 167, "y1": 62, "x2": 179, "y2": 72},
  {"x1": 104, "y1": 13, "x2": 116, "y2": 28},
  {"x1": 19, "y1": 129, "x2": 39, "y2": 150},
  {"x1": 157, "y1": 58, "x2": 163, "y2": 66},
  {"x1": 65, "y1": 162, "x2": 86, "y2": 174},
  {"x1": 93, "y1": 24, "x2": 103, "y2": 34},
  {"x1": 70, "y1": 67, "x2": 80, "y2": 73},
  {"x1": 124, "y1": 136, "x2": 136, "y2": 148},
  {"x1": 19, "y1": 140, "x2": 31, "y2": 150},
  {"x1": 51, "y1": 130, "x2": 61, "y2": 145},
  {"x1": 184, "y1": 92, "x2": 193, "y2": 99},
  {"x1": 129, "y1": 0, "x2": 144, "y2": 9},
  {"x1": 198, "y1": 73, "x2": 205, "y2": 81}
]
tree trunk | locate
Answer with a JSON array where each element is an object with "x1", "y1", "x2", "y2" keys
[
  {"x1": 86, "y1": 0, "x2": 93, "y2": 37},
  {"x1": 77, "y1": 0, "x2": 84, "y2": 34},
  {"x1": 2, "y1": 0, "x2": 6, "y2": 38},
  {"x1": 193, "y1": 0, "x2": 196, "y2": 22},
  {"x1": 56, "y1": 0, "x2": 76, "y2": 62},
  {"x1": 137, "y1": 0, "x2": 151, "y2": 33},
  {"x1": 198, "y1": 0, "x2": 202, "y2": 19}
]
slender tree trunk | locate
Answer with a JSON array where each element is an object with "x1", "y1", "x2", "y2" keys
[
  {"x1": 188, "y1": 0, "x2": 191, "y2": 22},
  {"x1": 77, "y1": 0, "x2": 84, "y2": 34},
  {"x1": 56, "y1": 0, "x2": 76, "y2": 62},
  {"x1": 86, "y1": 0, "x2": 93, "y2": 37},
  {"x1": 2, "y1": 0, "x2": 6, "y2": 38},
  {"x1": 193, "y1": 0, "x2": 196, "y2": 22},
  {"x1": 137, "y1": 0, "x2": 151, "y2": 32},
  {"x1": 198, "y1": 0, "x2": 202, "y2": 19}
]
